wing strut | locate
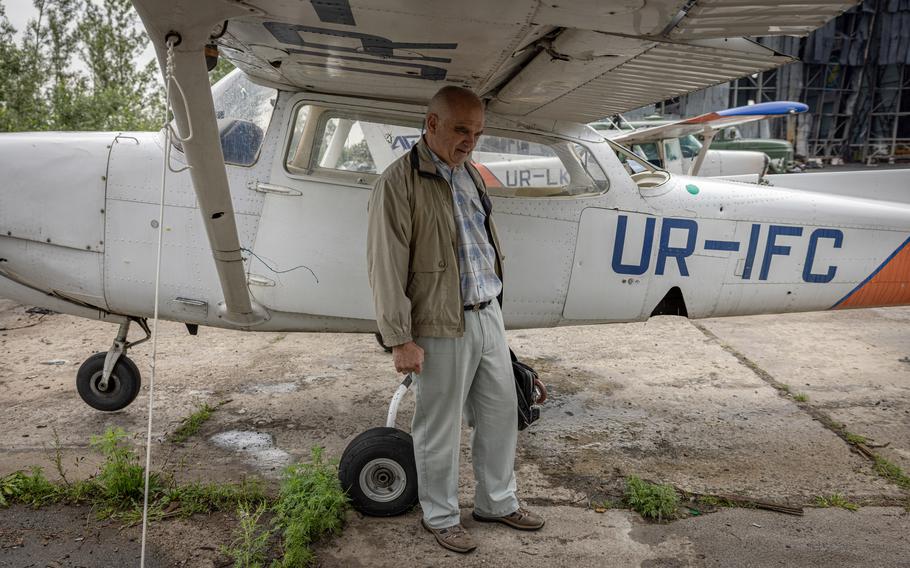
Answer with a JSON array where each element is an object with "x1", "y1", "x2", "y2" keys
[
  {"x1": 689, "y1": 128, "x2": 717, "y2": 176},
  {"x1": 132, "y1": 0, "x2": 268, "y2": 326}
]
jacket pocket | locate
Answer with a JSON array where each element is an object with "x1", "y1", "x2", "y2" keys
[{"x1": 407, "y1": 260, "x2": 449, "y2": 325}]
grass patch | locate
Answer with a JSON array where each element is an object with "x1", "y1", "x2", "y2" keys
[
  {"x1": 272, "y1": 447, "x2": 349, "y2": 567},
  {"x1": 222, "y1": 502, "x2": 272, "y2": 568},
  {"x1": 0, "y1": 467, "x2": 63, "y2": 507},
  {"x1": 793, "y1": 393, "x2": 809, "y2": 402},
  {"x1": 844, "y1": 432, "x2": 868, "y2": 445},
  {"x1": 0, "y1": 427, "x2": 265, "y2": 521},
  {"x1": 625, "y1": 475, "x2": 678, "y2": 522},
  {"x1": 873, "y1": 457, "x2": 910, "y2": 490},
  {"x1": 1, "y1": 428, "x2": 350, "y2": 565},
  {"x1": 170, "y1": 402, "x2": 225, "y2": 444},
  {"x1": 694, "y1": 495, "x2": 737, "y2": 508},
  {"x1": 164, "y1": 478, "x2": 267, "y2": 517},
  {"x1": 91, "y1": 428, "x2": 164, "y2": 510},
  {"x1": 815, "y1": 493, "x2": 858, "y2": 511},
  {"x1": 591, "y1": 498, "x2": 615, "y2": 512},
  {"x1": 779, "y1": 383, "x2": 791, "y2": 393}
]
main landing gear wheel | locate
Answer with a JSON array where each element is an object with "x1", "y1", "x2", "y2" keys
[
  {"x1": 75, "y1": 317, "x2": 150, "y2": 411},
  {"x1": 339, "y1": 426, "x2": 418, "y2": 516},
  {"x1": 76, "y1": 352, "x2": 142, "y2": 411}
]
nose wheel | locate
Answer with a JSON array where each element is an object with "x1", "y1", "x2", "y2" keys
[
  {"x1": 76, "y1": 352, "x2": 142, "y2": 411},
  {"x1": 339, "y1": 375, "x2": 418, "y2": 516},
  {"x1": 75, "y1": 317, "x2": 150, "y2": 411}
]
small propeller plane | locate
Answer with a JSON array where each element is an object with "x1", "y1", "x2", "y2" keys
[
  {"x1": 3, "y1": 0, "x2": 899, "y2": 515},
  {"x1": 591, "y1": 100, "x2": 809, "y2": 180}
]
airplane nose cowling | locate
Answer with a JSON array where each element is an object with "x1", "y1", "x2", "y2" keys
[{"x1": 0, "y1": 131, "x2": 116, "y2": 310}]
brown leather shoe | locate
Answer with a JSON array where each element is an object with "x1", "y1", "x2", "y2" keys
[
  {"x1": 472, "y1": 506, "x2": 545, "y2": 530},
  {"x1": 421, "y1": 519, "x2": 477, "y2": 553}
]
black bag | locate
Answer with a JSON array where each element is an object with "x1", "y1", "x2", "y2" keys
[{"x1": 510, "y1": 349, "x2": 541, "y2": 430}]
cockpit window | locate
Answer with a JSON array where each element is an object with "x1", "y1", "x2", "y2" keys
[
  {"x1": 289, "y1": 106, "x2": 609, "y2": 197},
  {"x1": 171, "y1": 70, "x2": 276, "y2": 167},
  {"x1": 471, "y1": 133, "x2": 609, "y2": 197},
  {"x1": 679, "y1": 135, "x2": 702, "y2": 159}
]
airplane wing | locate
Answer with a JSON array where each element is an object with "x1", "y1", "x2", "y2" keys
[
  {"x1": 209, "y1": 1, "x2": 854, "y2": 122},
  {"x1": 129, "y1": 0, "x2": 856, "y2": 324},
  {"x1": 609, "y1": 101, "x2": 810, "y2": 144}
]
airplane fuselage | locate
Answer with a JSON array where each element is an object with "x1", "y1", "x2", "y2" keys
[{"x1": 2, "y1": 84, "x2": 909, "y2": 334}]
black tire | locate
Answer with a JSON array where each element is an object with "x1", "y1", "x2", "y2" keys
[
  {"x1": 339, "y1": 427, "x2": 418, "y2": 516},
  {"x1": 76, "y1": 352, "x2": 142, "y2": 412}
]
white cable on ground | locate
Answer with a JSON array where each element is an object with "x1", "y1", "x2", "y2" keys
[{"x1": 139, "y1": 36, "x2": 183, "y2": 568}]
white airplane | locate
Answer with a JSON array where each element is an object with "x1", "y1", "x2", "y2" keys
[
  {"x1": 1, "y1": 0, "x2": 890, "y2": 516},
  {"x1": 591, "y1": 101, "x2": 809, "y2": 180}
]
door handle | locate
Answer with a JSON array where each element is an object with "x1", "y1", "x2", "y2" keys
[{"x1": 252, "y1": 182, "x2": 302, "y2": 196}]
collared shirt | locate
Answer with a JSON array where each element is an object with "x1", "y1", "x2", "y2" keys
[{"x1": 426, "y1": 146, "x2": 502, "y2": 306}]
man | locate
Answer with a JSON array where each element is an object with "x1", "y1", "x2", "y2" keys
[{"x1": 367, "y1": 86, "x2": 544, "y2": 553}]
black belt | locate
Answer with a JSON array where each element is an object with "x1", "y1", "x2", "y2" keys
[{"x1": 464, "y1": 300, "x2": 492, "y2": 312}]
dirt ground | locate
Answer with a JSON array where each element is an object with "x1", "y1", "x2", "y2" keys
[{"x1": 1, "y1": 297, "x2": 909, "y2": 567}]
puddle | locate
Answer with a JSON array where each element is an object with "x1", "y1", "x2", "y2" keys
[
  {"x1": 241, "y1": 382, "x2": 299, "y2": 394},
  {"x1": 210, "y1": 430, "x2": 291, "y2": 474}
]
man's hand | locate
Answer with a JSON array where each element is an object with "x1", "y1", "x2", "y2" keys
[{"x1": 392, "y1": 341, "x2": 424, "y2": 374}]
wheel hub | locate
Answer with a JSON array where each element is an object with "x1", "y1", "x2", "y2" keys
[
  {"x1": 90, "y1": 371, "x2": 120, "y2": 396},
  {"x1": 359, "y1": 458, "x2": 407, "y2": 503}
]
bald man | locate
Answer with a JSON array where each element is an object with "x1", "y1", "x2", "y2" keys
[{"x1": 367, "y1": 86, "x2": 544, "y2": 553}]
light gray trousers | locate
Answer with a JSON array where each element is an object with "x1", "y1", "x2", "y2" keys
[{"x1": 413, "y1": 301, "x2": 519, "y2": 529}]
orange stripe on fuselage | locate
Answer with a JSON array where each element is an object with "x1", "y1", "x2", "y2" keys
[
  {"x1": 472, "y1": 162, "x2": 502, "y2": 187},
  {"x1": 836, "y1": 239, "x2": 910, "y2": 309}
]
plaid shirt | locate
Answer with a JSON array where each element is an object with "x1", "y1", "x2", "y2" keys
[{"x1": 427, "y1": 149, "x2": 502, "y2": 306}]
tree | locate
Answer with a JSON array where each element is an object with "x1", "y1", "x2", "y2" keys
[
  {"x1": 0, "y1": 0, "x2": 163, "y2": 132},
  {"x1": 0, "y1": 2, "x2": 48, "y2": 131},
  {"x1": 76, "y1": 0, "x2": 162, "y2": 130}
]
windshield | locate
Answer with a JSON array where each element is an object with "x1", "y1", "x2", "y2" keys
[
  {"x1": 170, "y1": 70, "x2": 277, "y2": 167},
  {"x1": 211, "y1": 70, "x2": 276, "y2": 131},
  {"x1": 607, "y1": 140, "x2": 662, "y2": 175}
]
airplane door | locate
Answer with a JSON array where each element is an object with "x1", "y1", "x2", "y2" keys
[
  {"x1": 248, "y1": 175, "x2": 375, "y2": 320},
  {"x1": 247, "y1": 106, "x2": 421, "y2": 320},
  {"x1": 563, "y1": 208, "x2": 652, "y2": 321}
]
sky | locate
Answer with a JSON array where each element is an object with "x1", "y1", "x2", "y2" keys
[{"x1": 4, "y1": 0, "x2": 33, "y2": 35}]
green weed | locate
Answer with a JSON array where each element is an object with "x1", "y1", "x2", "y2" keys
[
  {"x1": 815, "y1": 493, "x2": 858, "y2": 511},
  {"x1": 90, "y1": 427, "x2": 163, "y2": 509},
  {"x1": 272, "y1": 447, "x2": 349, "y2": 567},
  {"x1": 164, "y1": 478, "x2": 268, "y2": 517},
  {"x1": 844, "y1": 432, "x2": 868, "y2": 445},
  {"x1": 0, "y1": 467, "x2": 62, "y2": 507},
  {"x1": 170, "y1": 402, "x2": 221, "y2": 444},
  {"x1": 1, "y1": 428, "x2": 351, "y2": 566},
  {"x1": 695, "y1": 495, "x2": 736, "y2": 508},
  {"x1": 873, "y1": 457, "x2": 910, "y2": 490},
  {"x1": 625, "y1": 475, "x2": 678, "y2": 522},
  {"x1": 221, "y1": 502, "x2": 272, "y2": 568},
  {"x1": 793, "y1": 393, "x2": 809, "y2": 402},
  {"x1": 779, "y1": 384, "x2": 791, "y2": 393}
]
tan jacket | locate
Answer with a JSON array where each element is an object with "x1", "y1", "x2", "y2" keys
[{"x1": 367, "y1": 138, "x2": 504, "y2": 346}]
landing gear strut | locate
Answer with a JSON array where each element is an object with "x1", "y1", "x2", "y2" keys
[
  {"x1": 76, "y1": 317, "x2": 150, "y2": 411},
  {"x1": 339, "y1": 374, "x2": 419, "y2": 516}
]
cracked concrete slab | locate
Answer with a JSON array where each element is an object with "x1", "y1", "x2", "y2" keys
[
  {"x1": 699, "y1": 308, "x2": 910, "y2": 475},
  {"x1": 1, "y1": 299, "x2": 909, "y2": 566},
  {"x1": 509, "y1": 316, "x2": 904, "y2": 504}
]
